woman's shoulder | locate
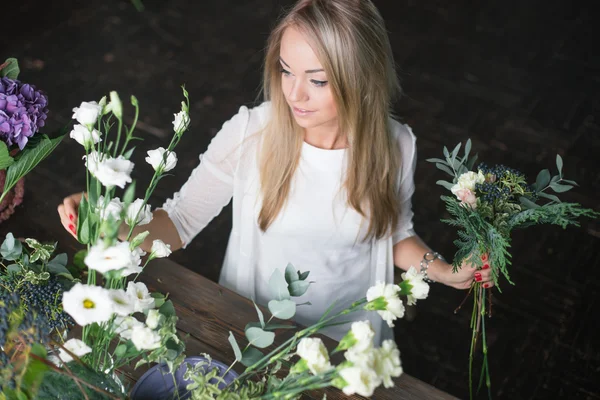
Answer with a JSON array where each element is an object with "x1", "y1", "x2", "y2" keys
[
  {"x1": 388, "y1": 116, "x2": 417, "y2": 155},
  {"x1": 242, "y1": 101, "x2": 271, "y2": 133}
]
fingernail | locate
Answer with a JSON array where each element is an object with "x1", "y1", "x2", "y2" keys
[
  {"x1": 483, "y1": 283, "x2": 490, "y2": 288},
  {"x1": 69, "y1": 214, "x2": 74, "y2": 222},
  {"x1": 482, "y1": 264, "x2": 490, "y2": 270},
  {"x1": 475, "y1": 275, "x2": 482, "y2": 282},
  {"x1": 69, "y1": 224, "x2": 76, "y2": 234}
]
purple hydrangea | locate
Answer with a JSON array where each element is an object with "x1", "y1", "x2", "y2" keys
[{"x1": 0, "y1": 76, "x2": 49, "y2": 150}]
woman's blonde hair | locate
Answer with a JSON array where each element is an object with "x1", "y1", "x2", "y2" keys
[{"x1": 258, "y1": 0, "x2": 401, "y2": 241}]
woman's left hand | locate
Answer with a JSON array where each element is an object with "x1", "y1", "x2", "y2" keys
[{"x1": 432, "y1": 254, "x2": 495, "y2": 290}]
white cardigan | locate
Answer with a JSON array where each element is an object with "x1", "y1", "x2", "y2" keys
[{"x1": 161, "y1": 102, "x2": 417, "y2": 344}]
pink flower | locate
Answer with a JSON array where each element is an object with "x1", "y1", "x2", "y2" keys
[{"x1": 455, "y1": 188, "x2": 478, "y2": 209}]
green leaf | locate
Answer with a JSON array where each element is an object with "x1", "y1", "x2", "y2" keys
[
  {"x1": 425, "y1": 157, "x2": 447, "y2": 164},
  {"x1": 288, "y1": 280, "x2": 311, "y2": 297},
  {"x1": 0, "y1": 58, "x2": 20, "y2": 79},
  {"x1": 519, "y1": 196, "x2": 539, "y2": 209},
  {"x1": 535, "y1": 169, "x2": 551, "y2": 192},
  {"x1": 560, "y1": 179, "x2": 579, "y2": 186},
  {"x1": 435, "y1": 162, "x2": 455, "y2": 177},
  {"x1": 245, "y1": 326, "x2": 275, "y2": 348},
  {"x1": 298, "y1": 271, "x2": 310, "y2": 281},
  {"x1": 7, "y1": 264, "x2": 21, "y2": 273},
  {"x1": 451, "y1": 142, "x2": 461, "y2": 161},
  {"x1": 4, "y1": 134, "x2": 65, "y2": 192},
  {"x1": 443, "y1": 146, "x2": 450, "y2": 158},
  {"x1": 72, "y1": 249, "x2": 88, "y2": 270},
  {"x1": 436, "y1": 180, "x2": 454, "y2": 190},
  {"x1": 123, "y1": 146, "x2": 136, "y2": 160},
  {"x1": 464, "y1": 139, "x2": 472, "y2": 159},
  {"x1": 268, "y1": 299, "x2": 296, "y2": 320},
  {"x1": 264, "y1": 323, "x2": 296, "y2": 331},
  {"x1": 159, "y1": 300, "x2": 176, "y2": 318},
  {"x1": 47, "y1": 256, "x2": 73, "y2": 279},
  {"x1": 123, "y1": 180, "x2": 136, "y2": 205},
  {"x1": 549, "y1": 182, "x2": 574, "y2": 193},
  {"x1": 1, "y1": 232, "x2": 22, "y2": 260},
  {"x1": 556, "y1": 154, "x2": 563, "y2": 177},
  {"x1": 150, "y1": 292, "x2": 166, "y2": 308},
  {"x1": 0, "y1": 141, "x2": 15, "y2": 170},
  {"x1": 115, "y1": 344, "x2": 127, "y2": 357},
  {"x1": 284, "y1": 263, "x2": 298, "y2": 284},
  {"x1": 228, "y1": 331, "x2": 243, "y2": 362},
  {"x1": 253, "y1": 300, "x2": 265, "y2": 329},
  {"x1": 241, "y1": 347, "x2": 263, "y2": 367},
  {"x1": 268, "y1": 268, "x2": 290, "y2": 301},
  {"x1": 467, "y1": 153, "x2": 479, "y2": 171},
  {"x1": 538, "y1": 192, "x2": 561, "y2": 203},
  {"x1": 87, "y1": 176, "x2": 101, "y2": 209}
]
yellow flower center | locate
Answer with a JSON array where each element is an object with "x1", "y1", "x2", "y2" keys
[{"x1": 83, "y1": 299, "x2": 95, "y2": 309}]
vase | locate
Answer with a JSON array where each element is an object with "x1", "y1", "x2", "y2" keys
[
  {"x1": 130, "y1": 356, "x2": 239, "y2": 400},
  {"x1": 0, "y1": 169, "x2": 25, "y2": 223}
]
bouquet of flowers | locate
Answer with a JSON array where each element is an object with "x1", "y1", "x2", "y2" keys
[
  {"x1": 427, "y1": 139, "x2": 600, "y2": 399},
  {"x1": 0, "y1": 57, "x2": 64, "y2": 219},
  {"x1": 1, "y1": 87, "x2": 191, "y2": 399},
  {"x1": 141, "y1": 263, "x2": 431, "y2": 399}
]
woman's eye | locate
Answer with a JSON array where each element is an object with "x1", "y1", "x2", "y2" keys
[
  {"x1": 311, "y1": 80, "x2": 328, "y2": 87},
  {"x1": 280, "y1": 68, "x2": 291, "y2": 76}
]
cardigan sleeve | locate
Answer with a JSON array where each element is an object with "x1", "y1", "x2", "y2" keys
[
  {"x1": 158, "y1": 105, "x2": 251, "y2": 248},
  {"x1": 391, "y1": 121, "x2": 417, "y2": 244}
]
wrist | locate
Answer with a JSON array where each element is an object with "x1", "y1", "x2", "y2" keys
[
  {"x1": 419, "y1": 251, "x2": 446, "y2": 283},
  {"x1": 426, "y1": 259, "x2": 450, "y2": 284}
]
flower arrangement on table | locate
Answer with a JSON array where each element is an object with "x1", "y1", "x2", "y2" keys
[
  {"x1": 427, "y1": 139, "x2": 600, "y2": 399},
  {"x1": 131, "y1": 263, "x2": 431, "y2": 399},
  {"x1": 0, "y1": 57, "x2": 64, "y2": 221},
  {"x1": 1, "y1": 87, "x2": 191, "y2": 399}
]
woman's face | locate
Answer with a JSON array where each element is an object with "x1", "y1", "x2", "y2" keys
[{"x1": 279, "y1": 26, "x2": 338, "y2": 134}]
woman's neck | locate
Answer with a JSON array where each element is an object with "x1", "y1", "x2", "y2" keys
[{"x1": 304, "y1": 125, "x2": 347, "y2": 150}]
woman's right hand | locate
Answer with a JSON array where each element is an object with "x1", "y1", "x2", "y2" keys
[{"x1": 57, "y1": 192, "x2": 84, "y2": 239}]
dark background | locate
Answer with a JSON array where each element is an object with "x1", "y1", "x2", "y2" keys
[{"x1": 2, "y1": 0, "x2": 599, "y2": 399}]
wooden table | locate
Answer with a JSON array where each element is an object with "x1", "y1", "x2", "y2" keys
[{"x1": 123, "y1": 257, "x2": 459, "y2": 400}]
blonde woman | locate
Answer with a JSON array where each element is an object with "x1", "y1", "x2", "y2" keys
[{"x1": 58, "y1": 0, "x2": 494, "y2": 344}]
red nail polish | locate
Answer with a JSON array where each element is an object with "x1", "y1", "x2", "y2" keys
[
  {"x1": 69, "y1": 224, "x2": 76, "y2": 234},
  {"x1": 483, "y1": 283, "x2": 489, "y2": 288},
  {"x1": 69, "y1": 214, "x2": 74, "y2": 222},
  {"x1": 481, "y1": 253, "x2": 488, "y2": 262},
  {"x1": 475, "y1": 275, "x2": 482, "y2": 282},
  {"x1": 482, "y1": 264, "x2": 490, "y2": 270}
]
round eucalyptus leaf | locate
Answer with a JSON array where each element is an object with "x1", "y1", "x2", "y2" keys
[
  {"x1": 268, "y1": 299, "x2": 296, "y2": 320},
  {"x1": 245, "y1": 327, "x2": 275, "y2": 349}
]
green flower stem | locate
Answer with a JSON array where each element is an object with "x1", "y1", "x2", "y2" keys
[
  {"x1": 119, "y1": 101, "x2": 139, "y2": 157},
  {"x1": 236, "y1": 299, "x2": 367, "y2": 384}
]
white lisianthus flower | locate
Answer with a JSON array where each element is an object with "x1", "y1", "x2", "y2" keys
[
  {"x1": 118, "y1": 247, "x2": 144, "y2": 277},
  {"x1": 172, "y1": 110, "x2": 190, "y2": 132},
  {"x1": 62, "y1": 283, "x2": 113, "y2": 326},
  {"x1": 150, "y1": 240, "x2": 171, "y2": 259},
  {"x1": 126, "y1": 198, "x2": 153, "y2": 226},
  {"x1": 366, "y1": 281, "x2": 405, "y2": 328},
  {"x1": 84, "y1": 240, "x2": 132, "y2": 274},
  {"x1": 72, "y1": 101, "x2": 102, "y2": 126},
  {"x1": 96, "y1": 196, "x2": 124, "y2": 222},
  {"x1": 94, "y1": 156, "x2": 134, "y2": 189},
  {"x1": 127, "y1": 281, "x2": 155, "y2": 313},
  {"x1": 375, "y1": 340, "x2": 403, "y2": 388},
  {"x1": 145, "y1": 147, "x2": 178, "y2": 173},
  {"x1": 83, "y1": 151, "x2": 103, "y2": 176},
  {"x1": 296, "y1": 338, "x2": 332, "y2": 375},
  {"x1": 58, "y1": 339, "x2": 92, "y2": 363},
  {"x1": 107, "y1": 289, "x2": 135, "y2": 316},
  {"x1": 400, "y1": 266, "x2": 430, "y2": 306},
  {"x1": 339, "y1": 366, "x2": 380, "y2": 397},
  {"x1": 131, "y1": 325, "x2": 162, "y2": 350},
  {"x1": 70, "y1": 124, "x2": 102, "y2": 148},
  {"x1": 113, "y1": 316, "x2": 144, "y2": 340},
  {"x1": 146, "y1": 309, "x2": 163, "y2": 330},
  {"x1": 345, "y1": 346, "x2": 378, "y2": 371}
]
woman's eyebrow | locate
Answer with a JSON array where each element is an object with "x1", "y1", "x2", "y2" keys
[{"x1": 279, "y1": 57, "x2": 324, "y2": 74}]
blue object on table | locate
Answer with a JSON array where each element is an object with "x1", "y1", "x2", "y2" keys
[{"x1": 129, "y1": 355, "x2": 238, "y2": 399}]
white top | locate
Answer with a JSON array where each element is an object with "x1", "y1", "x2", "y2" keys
[{"x1": 161, "y1": 102, "x2": 417, "y2": 345}]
